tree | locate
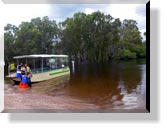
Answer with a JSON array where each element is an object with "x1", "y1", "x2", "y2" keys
[
  {"x1": 4, "y1": 12, "x2": 146, "y2": 65},
  {"x1": 4, "y1": 24, "x2": 18, "y2": 63},
  {"x1": 113, "y1": 19, "x2": 144, "y2": 59}
]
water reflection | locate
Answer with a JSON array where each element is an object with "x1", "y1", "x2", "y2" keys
[
  {"x1": 39, "y1": 59, "x2": 146, "y2": 109},
  {"x1": 62, "y1": 59, "x2": 146, "y2": 109}
]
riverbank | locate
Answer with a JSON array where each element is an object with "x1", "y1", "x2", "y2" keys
[
  {"x1": 5, "y1": 84, "x2": 106, "y2": 113},
  {"x1": 4, "y1": 75, "x2": 101, "y2": 111}
]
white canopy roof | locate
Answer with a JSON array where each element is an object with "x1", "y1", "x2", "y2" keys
[{"x1": 13, "y1": 54, "x2": 68, "y2": 59}]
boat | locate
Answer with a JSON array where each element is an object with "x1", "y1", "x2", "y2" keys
[{"x1": 6, "y1": 54, "x2": 70, "y2": 83}]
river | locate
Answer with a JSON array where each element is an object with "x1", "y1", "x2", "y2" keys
[{"x1": 66, "y1": 59, "x2": 146, "y2": 110}]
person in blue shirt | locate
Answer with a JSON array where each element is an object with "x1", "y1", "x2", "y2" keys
[
  {"x1": 13, "y1": 65, "x2": 22, "y2": 86},
  {"x1": 16, "y1": 66, "x2": 22, "y2": 79},
  {"x1": 21, "y1": 71, "x2": 29, "y2": 84},
  {"x1": 25, "y1": 64, "x2": 32, "y2": 88}
]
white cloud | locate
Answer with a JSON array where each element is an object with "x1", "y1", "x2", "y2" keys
[
  {"x1": 83, "y1": 4, "x2": 146, "y2": 37},
  {"x1": 109, "y1": 5, "x2": 146, "y2": 40},
  {"x1": 140, "y1": 29, "x2": 146, "y2": 40},
  {"x1": 104, "y1": 4, "x2": 138, "y2": 21},
  {"x1": 104, "y1": 4, "x2": 146, "y2": 37},
  {"x1": 3, "y1": 4, "x2": 51, "y2": 26},
  {"x1": 3, "y1": 4, "x2": 146, "y2": 36},
  {"x1": 84, "y1": 8, "x2": 95, "y2": 14},
  {"x1": 103, "y1": 4, "x2": 146, "y2": 30}
]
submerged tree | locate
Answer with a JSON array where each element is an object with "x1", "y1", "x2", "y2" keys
[{"x1": 60, "y1": 12, "x2": 145, "y2": 62}]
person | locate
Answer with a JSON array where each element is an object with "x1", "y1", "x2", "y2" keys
[
  {"x1": 21, "y1": 71, "x2": 29, "y2": 84},
  {"x1": 24, "y1": 64, "x2": 32, "y2": 88},
  {"x1": 20, "y1": 63, "x2": 26, "y2": 73},
  {"x1": 17, "y1": 63, "x2": 21, "y2": 71},
  {"x1": 13, "y1": 65, "x2": 22, "y2": 85},
  {"x1": 16, "y1": 66, "x2": 22, "y2": 79}
]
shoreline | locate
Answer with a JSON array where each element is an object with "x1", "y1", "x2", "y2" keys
[{"x1": 4, "y1": 79, "x2": 100, "y2": 111}]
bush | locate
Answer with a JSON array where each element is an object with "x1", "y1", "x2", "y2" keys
[
  {"x1": 130, "y1": 44, "x2": 146, "y2": 58},
  {"x1": 114, "y1": 49, "x2": 136, "y2": 60}
]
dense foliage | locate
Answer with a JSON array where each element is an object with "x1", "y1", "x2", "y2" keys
[{"x1": 4, "y1": 11, "x2": 146, "y2": 64}]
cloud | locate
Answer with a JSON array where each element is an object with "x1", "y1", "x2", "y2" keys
[
  {"x1": 140, "y1": 28, "x2": 146, "y2": 40},
  {"x1": 48, "y1": 4, "x2": 84, "y2": 22},
  {"x1": 104, "y1": 4, "x2": 139, "y2": 21},
  {"x1": 87, "y1": 4, "x2": 146, "y2": 31},
  {"x1": 136, "y1": 5, "x2": 146, "y2": 17},
  {"x1": 82, "y1": 4, "x2": 146, "y2": 36},
  {"x1": 84, "y1": 8, "x2": 95, "y2": 14},
  {"x1": 3, "y1": 4, "x2": 51, "y2": 26},
  {"x1": 3, "y1": 4, "x2": 146, "y2": 35}
]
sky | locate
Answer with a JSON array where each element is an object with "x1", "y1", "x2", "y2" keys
[{"x1": 3, "y1": 4, "x2": 146, "y2": 38}]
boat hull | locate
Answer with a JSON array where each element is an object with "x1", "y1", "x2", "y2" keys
[{"x1": 6, "y1": 68, "x2": 70, "y2": 83}]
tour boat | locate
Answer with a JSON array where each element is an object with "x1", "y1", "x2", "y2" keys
[{"x1": 6, "y1": 54, "x2": 70, "y2": 83}]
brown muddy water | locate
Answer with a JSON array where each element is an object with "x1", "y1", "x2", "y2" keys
[{"x1": 4, "y1": 59, "x2": 146, "y2": 112}]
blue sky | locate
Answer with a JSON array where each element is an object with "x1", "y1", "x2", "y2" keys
[{"x1": 3, "y1": 4, "x2": 146, "y2": 38}]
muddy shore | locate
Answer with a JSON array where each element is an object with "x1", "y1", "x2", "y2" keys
[{"x1": 4, "y1": 76, "x2": 101, "y2": 111}]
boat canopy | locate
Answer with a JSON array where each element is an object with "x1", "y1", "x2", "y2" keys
[
  {"x1": 13, "y1": 54, "x2": 68, "y2": 59},
  {"x1": 13, "y1": 54, "x2": 69, "y2": 74}
]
